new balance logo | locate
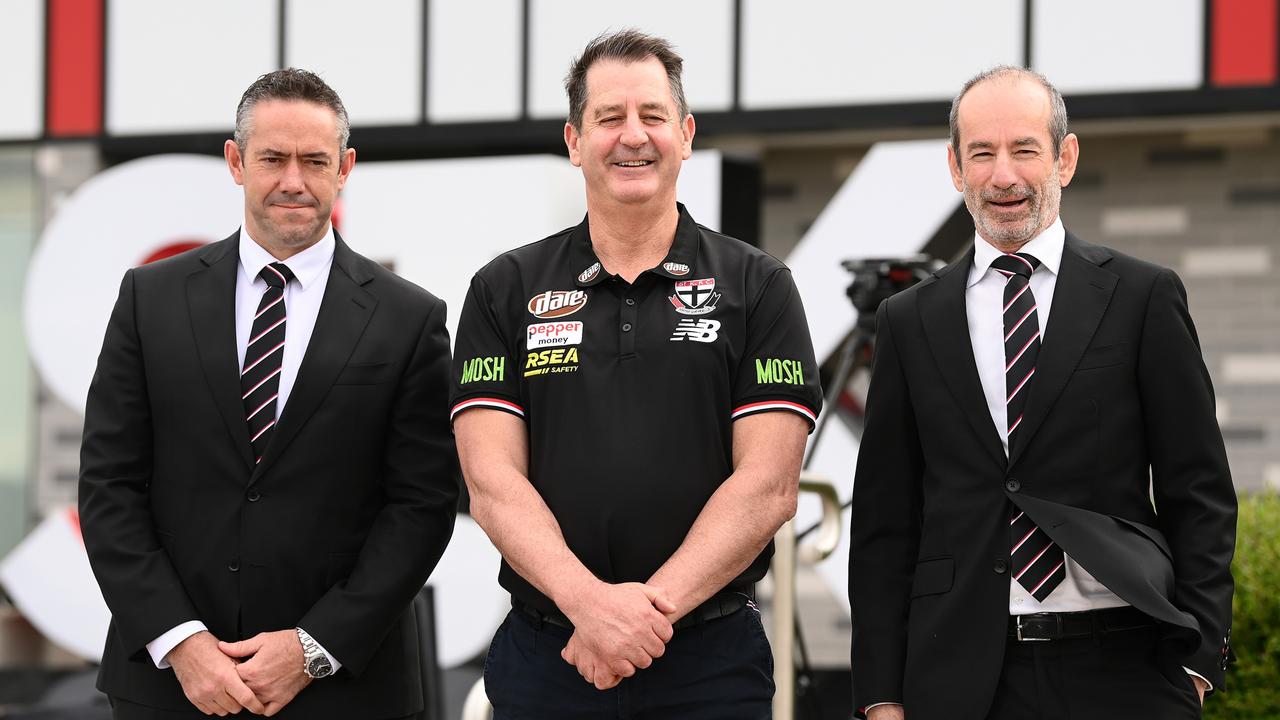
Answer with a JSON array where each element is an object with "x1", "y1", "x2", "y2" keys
[{"x1": 670, "y1": 319, "x2": 721, "y2": 343}]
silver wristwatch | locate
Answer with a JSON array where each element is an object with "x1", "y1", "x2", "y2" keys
[{"x1": 296, "y1": 627, "x2": 334, "y2": 679}]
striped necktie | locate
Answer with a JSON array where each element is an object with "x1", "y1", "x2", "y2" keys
[
  {"x1": 241, "y1": 262, "x2": 294, "y2": 464},
  {"x1": 992, "y1": 252, "x2": 1065, "y2": 602}
]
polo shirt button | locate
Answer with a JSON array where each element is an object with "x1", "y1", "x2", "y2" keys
[
  {"x1": 1005, "y1": 478, "x2": 1020, "y2": 493},
  {"x1": 622, "y1": 323, "x2": 633, "y2": 332},
  {"x1": 625, "y1": 298, "x2": 635, "y2": 306}
]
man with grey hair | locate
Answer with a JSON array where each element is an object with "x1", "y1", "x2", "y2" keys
[
  {"x1": 80, "y1": 68, "x2": 458, "y2": 719},
  {"x1": 849, "y1": 66, "x2": 1235, "y2": 720},
  {"x1": 452, "y1": 29, "x2": 821, "y2": 718}
]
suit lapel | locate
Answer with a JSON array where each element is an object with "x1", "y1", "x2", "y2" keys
[
  {"x1": 251, "y1": 234, "x2": 377, "y2": 484},
  {"x1": 919, "y1": 248, "x2": 1007, "y2": 468},
  {"x1": 1008, "y1": 233, "x2": 1117, "y2": 467},
  {"x1": 186, "y1": 234, "x2": 255, "y2": 471}
]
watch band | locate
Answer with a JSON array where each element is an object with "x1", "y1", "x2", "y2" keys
[{"x1": 296, "y1": 627, "x2": 332, "y2": 679}]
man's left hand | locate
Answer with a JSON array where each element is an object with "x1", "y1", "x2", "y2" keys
[
  {"x1": 562, "y1": 631, "x2": 624, "y2": 690},
  {"x1": 1191, "y1": 675, "x2": 1207, "y2": 705},
  {"x1": 219, "y1": 630, "x2": 312, "y2": 716}
]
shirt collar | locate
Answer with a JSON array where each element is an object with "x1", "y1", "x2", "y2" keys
[
  {"x1": 968, "y1": 216, "x2": 1065, "y2": 288},
  {"x1": 239, "y1": 225, "x2": 335, "y2": 290},
  {"x1": 571, "y1": 202, "x2": 703, "y2": 287}
]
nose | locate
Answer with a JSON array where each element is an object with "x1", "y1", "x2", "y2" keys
[
  {"x1": 278, "y1": 158, "x2": 306, "y2": 193},
  {"x1": 990, "y1": 152, "x2": 1018, "y2": 188},
  {"x1": 620, "y1": 113, "x2": 648, "y2": 149}
]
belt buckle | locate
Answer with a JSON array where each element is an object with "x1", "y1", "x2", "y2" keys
[{"x1": 1015, "y1": 613, "x2": 1059, "y2": 642}]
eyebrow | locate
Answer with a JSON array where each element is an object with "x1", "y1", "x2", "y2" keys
[
  {"x1": 255, "y1": 148, "x2": 332, "y2": 160},
  {"x1": 591, "y1": 102, "x2": 670, "y2": 118},
  {"x1": 965, "y1": 137, "x2": 1044, "y2": 152}
]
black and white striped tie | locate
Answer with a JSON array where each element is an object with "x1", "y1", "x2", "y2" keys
[
  {"x1": 992, "y1": 252, "x2": 1064, "y2": 602},
  {"x1": 241, "y1": 262, "x2": 294, "y2": 463}
]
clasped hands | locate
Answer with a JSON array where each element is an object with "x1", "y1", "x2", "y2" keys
[
  {"x1": 166, "y1": 629, "x2": 311, "y2": 716},
  {"x1": 559, "y1": 581, "x2": 677, "y2": 690}
]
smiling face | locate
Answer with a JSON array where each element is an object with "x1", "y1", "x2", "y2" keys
[
  {"x1": 564, "y1": 57, "x2": 694, "y2": 212},
  {"x1": 224, "y1": 99, "x2": 355, "y2": 257},
  {"x1": 947, "y1": 75, "x2": 1078, "y2": 252}
]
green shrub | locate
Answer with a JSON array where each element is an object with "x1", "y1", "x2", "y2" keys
[{"x1": 1205, "y1": 492, "x2": 1280, "y2": 719}]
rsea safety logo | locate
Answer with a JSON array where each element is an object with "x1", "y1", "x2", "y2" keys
[
  {"x1": 527, "y1": 321, "x2": 584, "y2": 349},
  {"x1": 460, "y1": 356, "x2": 505, "y2": 384},
  {"x1": 525, "y1": 347, "x2": 580, "y2": 377},
  {"x1": 755, "y1": 358, "x2": 804, "y2": 386},
  {"x1": 528, "y1": 290, "x2": 588, "y2": 319}
]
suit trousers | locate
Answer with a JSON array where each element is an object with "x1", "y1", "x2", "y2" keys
[
  {"x1": 110, "y1": 697, "x2": 416, "y2": 720},
  {"x1": 985, "y1": 624, "x2": 1202, "y2": 720},
  {"x1": 484, "y1": 606, "x2": 774, "y2": 720}
]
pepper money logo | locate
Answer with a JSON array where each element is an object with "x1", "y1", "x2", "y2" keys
[{"x1": 528, "y1": 289, "x2": 588, "y2": 319}]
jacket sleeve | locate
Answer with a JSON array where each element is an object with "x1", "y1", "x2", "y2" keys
[
  {"x1": 79, "y1": 269, "x2": 202, "y2": 661},
  {"x1": 848, "y1": 299, "x2": 925, "y2": 709},
  {"x1": 1138, "y1": 268, "x2": 1236, "y2": 689},
  {"x1": 298, "y1": 297, "x2": 460, "y2": 676}
]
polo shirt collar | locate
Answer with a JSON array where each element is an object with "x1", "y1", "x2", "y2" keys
[{"x1": 572, "y1": 203, "x2": 704, "y2": 288}]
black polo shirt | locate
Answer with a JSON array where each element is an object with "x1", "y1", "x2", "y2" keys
[{"x1": 451, "y1": 204, "x2": 822, "y2": 614}]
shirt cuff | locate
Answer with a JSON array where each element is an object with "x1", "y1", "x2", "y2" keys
[
  {"x1": 299, "y1": 627, "x2": 343, "y2": 674},
  {"x1": 1184, "y1": 667, "x2": 1212, "y2": 693},
  {"x1": 146, "y1": 621, "x2": 207, "y2": 669},
  {"x1": 863, "y1": 702, "x2": 903, "y2": 713}
]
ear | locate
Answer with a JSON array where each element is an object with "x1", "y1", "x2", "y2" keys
[
  {"x1": 336, "y1": 147, "x2": 356, "y2": 190},
  {"x1": 680, "y1": 113, "x2": 696, "y2": 160},
  {"x1": 225, "y1": 139, "x2": 245, "y2": 186},
  {"x1": 1056, "y1": 133, "x2": 1080, "y2": 188},
  {"x1": 565, "y1": 122, "x2": 582, "y2": 167},
  {"x1": 946, "y1": 143, "x2": 964, "y2": 193}
]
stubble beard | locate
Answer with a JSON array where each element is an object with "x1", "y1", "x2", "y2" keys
[{"x1": 965, "y1": 172, "x2": 1062, "y2": 251}]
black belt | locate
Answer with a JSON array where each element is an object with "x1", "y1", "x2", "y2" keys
[
  {"x1": 1008, "y1": 606, "x2": 1155, "y2": 642},
  {"x1": 514, "y1": 589, "x2": 751, "y2": 632}
]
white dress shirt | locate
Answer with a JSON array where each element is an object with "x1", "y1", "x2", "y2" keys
[
  {"x1": 145, "y1": 227, "x2": 341, "y2": 672},
  {"x1": 965, "y1": 217, "x2": 1129, "y2": 615}
]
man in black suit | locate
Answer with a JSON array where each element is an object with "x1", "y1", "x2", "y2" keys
[
  {"x1": 79, "y1": 69, "x2": 457, "y2": 719},
  {"x1": 848, "y1": 66, "x2": 1236, "y2": 720}
]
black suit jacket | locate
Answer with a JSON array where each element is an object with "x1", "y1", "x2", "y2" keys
[
  {"x1": 848, "y1": 233, "x2": 1235, "y2": 720},
  {"x1": 79, "y1": 232, "x2": 459, "y2": 719}
]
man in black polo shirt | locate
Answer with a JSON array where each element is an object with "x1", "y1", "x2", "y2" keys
[{"x1": 451, "y1": 30, "x2": 822, "y2": 718}]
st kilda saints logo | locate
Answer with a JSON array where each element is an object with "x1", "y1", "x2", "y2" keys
[
  {"x1": 528, "y1": 289, "x2": 588, "y2": 319},
  {"x1": 668, "y1": 277, "x2": 721, "y2": 316}
]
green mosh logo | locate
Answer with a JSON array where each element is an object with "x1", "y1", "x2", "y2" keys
[
  {"x1": 461, "y1": 356, "x2": 505, "y2": 383},
  {"x1": 755, "y1": 358, "x2": 805, "y2": 386}
]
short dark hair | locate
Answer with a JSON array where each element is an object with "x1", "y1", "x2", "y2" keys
[
  {"x1": 234, "y1": 68, "x2": 350, "y2": 154},
  {"x1": 949, "y1": 65, "x2": 1069, "y2": 168},
  {"x1": 564, "y1": 29, "x2": 688, "y2": 131}
]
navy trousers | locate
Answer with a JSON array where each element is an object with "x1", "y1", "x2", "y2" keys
[{"x1": 485, "y1": 604, "x2": 774, "y2": 719}]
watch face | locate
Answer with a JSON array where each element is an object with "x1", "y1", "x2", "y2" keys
[{"x1": 307, "y1": 656, "x2": 334, "y2": 679}]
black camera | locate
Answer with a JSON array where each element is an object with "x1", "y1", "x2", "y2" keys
[{"x1": 842, "y1": 256, "x2": 944, "y2": 331}]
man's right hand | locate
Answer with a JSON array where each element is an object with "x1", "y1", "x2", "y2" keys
[
  {"x1": 866, "y1": 704, "x2": 905, "y2": 720},
  {"x1": 166, "y1": 631, "x2": 265, "y2": 716},
  {"x1": 559, "y1": 581, "x2": 675, "y2": 678}
]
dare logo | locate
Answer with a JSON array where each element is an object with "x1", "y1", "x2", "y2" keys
[{"x1": 528, "y1": 290, "x2": 588, "y2": 319}]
